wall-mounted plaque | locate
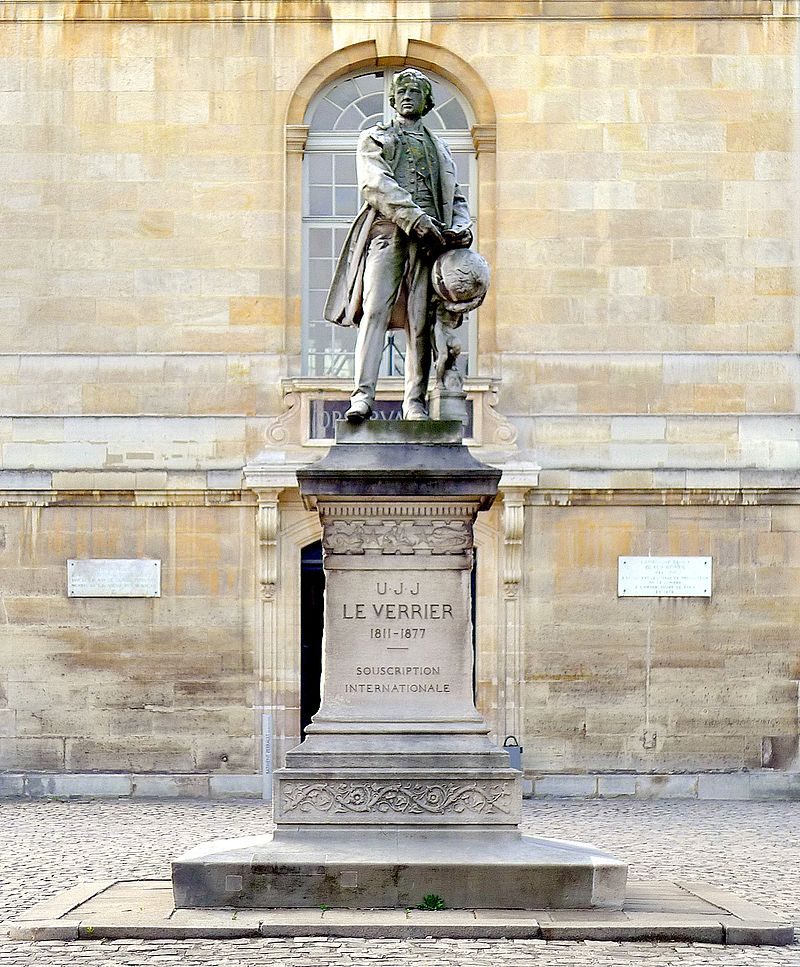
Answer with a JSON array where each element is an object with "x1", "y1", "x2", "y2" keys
[
  {"x1": 67, "y1": 559, "x2": 161, "y2": 598},
  {"x1": 618, "y1": 556, "x2": 712, "y2": 598}
]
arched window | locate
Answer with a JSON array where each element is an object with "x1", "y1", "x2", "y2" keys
[{"x1": 302, "y1": 69, "x2": 475, "y2": 379}]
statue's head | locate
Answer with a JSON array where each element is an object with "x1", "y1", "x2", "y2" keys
[{"x1": 389, "y1": 68, "x2": 435, "y2": 119}]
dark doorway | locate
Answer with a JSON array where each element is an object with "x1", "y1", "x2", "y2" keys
[
  {"x1": 300, "y1": 541, "x2": 325, "y2": 738},
  {"x1": 299, "y1": 540, "x2": 478, "y2": 738}
]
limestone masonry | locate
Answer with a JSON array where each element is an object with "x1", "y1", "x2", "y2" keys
[{"x1": 0, "y1": 1, "x2": 798, "y2": 791}]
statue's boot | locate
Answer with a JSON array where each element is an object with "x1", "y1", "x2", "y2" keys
[
  {"x1": 403, "y1": 401, "x2": 429, "y2": 421},
  {"x1": 345, "y1": 399, "x2": 372, "y2": 422}
]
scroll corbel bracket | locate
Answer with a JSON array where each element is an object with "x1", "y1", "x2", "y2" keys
[
  {"x1": 257, "y1": 490, "x2": 281, "y2": 601},
  {"x1": 502, "y1": 486, "x2": 530, "y2": 599},
  {"x1": 483, "y1": 384, "x2": 518, "y2": 449},
  {"x1": 264, "y1": 389, "x2": 301, "y2": 448}
]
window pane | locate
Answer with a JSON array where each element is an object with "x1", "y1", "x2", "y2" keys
[
  {"x1": 359, "y1": 92, "x2": 383, "y2": 119},
  {"x1": 310, "y1": 98, "x2": 341, "y2": 131},
  {"x1": 309, "y1": 258, "x2": 332, "y2": 289},
  {"x1": 438, "y1": 98, "x2": 469, "y2": 129},
  {"x1": 352, "y1": 72, "x2": 383, "y2": 98},
  {"x1": 454, "y1": 153, "x2": 472, "y2": 206},
  {"x1": 429, "y1": 78, "x2": 449, "y2": 105},
  {"x1": 334, "y1": 186, "x2": 359, "y2": 217},
  {"x1": 360, "y1": 112, "x2": 383, "y2": 130},
  {"x1": 326, "y1": 78, "x2": 359, "y2": 109},
  {"x1": 307, "y1": 290, "x2": 326, "y2": 322},
  {"x1": 334, "y1": 153, "x2": 357, "y2": 184},
  {"x1": 307, "y1": 153, "x2": 332, "y2": 186},
  {"x1": 332, "y1": 326, "x2": 358, "y2": 355},
  {"x1": 308, "y1": 227, "x2": 331, "y2": 258},
  {"x1": 304, "y1": 317, "x2": 357, "y2": 379},
  {"x1": 309, "y1": 186, "x2": 332, "y2": 216},
  {"x1": 336, "y1": 103, "x2": 366, "y2": 131}
]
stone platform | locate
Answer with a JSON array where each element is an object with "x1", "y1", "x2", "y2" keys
[
  {"x1": 11, "y1": 879, "x2": 794, "y2": 944},
  {"x1": 171, "y1": 828, "x2": 626, "y2": 910}
]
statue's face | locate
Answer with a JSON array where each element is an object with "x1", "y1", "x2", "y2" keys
[{"x1": 393, "y1": 77, "x2": 427, "y2": 120}]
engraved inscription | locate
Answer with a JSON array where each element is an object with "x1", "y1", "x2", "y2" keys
[
  {"x1": 346, "y1": 664, "x2": 450, "y2": 694},
  {"x1": 67, "y1": 559, "x2": 161, "y2": 598},
  {"x1": 343, "y1": 602, "x2": 454, "y2": 620},
  {"x1": 324, "y1": 570, "x2": 472, "y2": 713},
  {"x1": 339, "y1": 582, "x2": 458, "y2": 693},
  {"x1": 370, "y1": 627, "x2": 426, "y2": 640},
  {"x1": 618, "y1": 556, "x2": 712, "y2": 598},
  {"x1": 377, "y1": 581, "x2": 419, "y2": 595},
  {"x1": 282, "y1": 781, "x2": 512, "y2": 816}
]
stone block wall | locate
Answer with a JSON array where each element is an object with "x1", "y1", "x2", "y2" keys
[
  {"x1": 0, "y1": 12, "x2": 795, "y2": 451},
  {"x1": 0, "y1": 2, "x2": 797, "y2": 782},
  {"x1": 522, "y1": 500, "x2": 800, "y2": 773},
  {"x1": 485, "y1": 15, "x2": 798, "y2": 468},
  {"x1": 0, "y1": 501, "x2": 257, "y2": 774}
]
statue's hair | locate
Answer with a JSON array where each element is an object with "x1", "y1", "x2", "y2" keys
[{"x1": 389, "y1": 68, "x2": 435, "y2": 116}]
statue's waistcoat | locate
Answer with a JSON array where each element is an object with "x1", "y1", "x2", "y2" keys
[{"x1": 391, "y1": 129, "x2": 442, "y2": 221}]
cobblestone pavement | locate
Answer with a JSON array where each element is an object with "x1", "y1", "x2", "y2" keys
[{"x1": 0, "y1": 797, "x2": 797, "y2": 965}]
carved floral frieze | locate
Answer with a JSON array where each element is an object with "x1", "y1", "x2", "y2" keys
[
  {"x1": 282, "y1": 780, "x2": 512, "y2": 817},
  {"x1": 323, "y1": 518, "x2": 472, "y2": 555}
]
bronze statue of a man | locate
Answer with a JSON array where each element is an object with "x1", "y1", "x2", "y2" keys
[{"x1": 323, "y1": 68, "x2": 473, "y2": 422}]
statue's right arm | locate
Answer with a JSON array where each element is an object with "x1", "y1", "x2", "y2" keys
[{"x1": 357, "y1": 130, "x2": 429, "y2": 238}]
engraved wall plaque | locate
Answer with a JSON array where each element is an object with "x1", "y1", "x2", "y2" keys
[
  {"x1": 261, "y1": 712, "x2": 273, "y2": 803},
  {"x1": 67, "y1": 559, "x2": 161, "y2": 598},
  {"x1": 309, "y1": 398, "x2": 474, "y2": 440},
  {"x1": 618, "y1": 556, "x2": 712, "y2": 598}
]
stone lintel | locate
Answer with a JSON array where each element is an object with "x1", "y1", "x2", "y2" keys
[{"x1": 5, "y1": 1, "x2": 793, "y2": 21}]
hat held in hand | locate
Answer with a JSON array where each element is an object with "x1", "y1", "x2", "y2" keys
[{"x1": 432, "y1": 249, "x2": 490, "y2": 315}]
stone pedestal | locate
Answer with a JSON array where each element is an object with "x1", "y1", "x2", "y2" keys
[
  {"x1": 429, "y1": 385, "x2": 469, "y2": 426},
  {"x1": 172, "y1": 421, "x2": 627, "y2": 910},
  {"x1": 277, "y1": 419, "x2": 515, "y2": 829}
]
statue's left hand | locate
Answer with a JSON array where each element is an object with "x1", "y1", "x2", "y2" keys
[{"x1": 442, "y1": 227, "x2": 473, "y2": 249}]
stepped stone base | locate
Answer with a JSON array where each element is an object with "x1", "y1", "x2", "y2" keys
[
  {"x1": 274, "y1": 737, "x2": 522, "y2": 826},
  {"x1": 13, "y1": 878, "x2": 795, "y2": 945},
  {"x1": 171, "y1": 828, "x2": 627, "y2": 910},
  {"x1": 172, "y1": 423, "x2": 629, "y2": 914}
]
